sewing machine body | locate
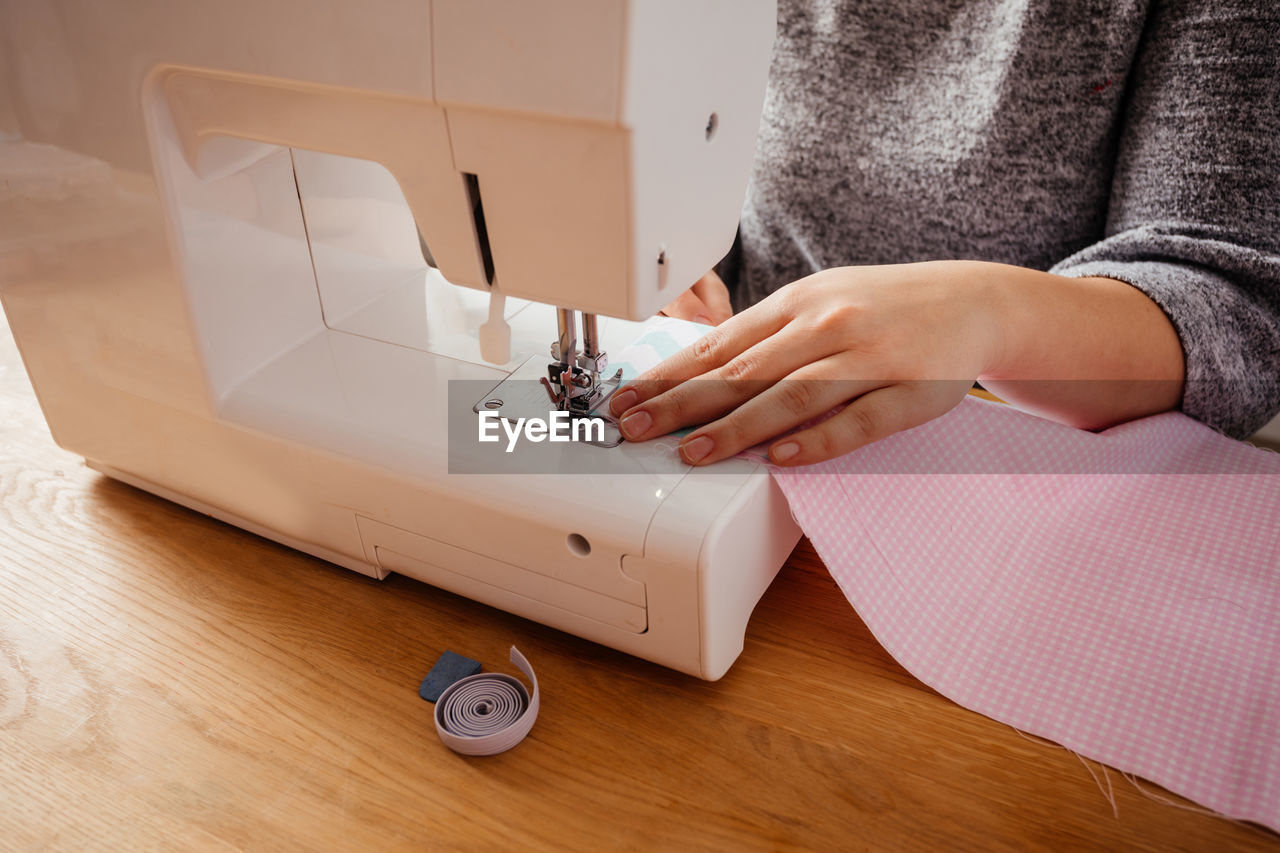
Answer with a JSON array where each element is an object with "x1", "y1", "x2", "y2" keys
[{"x1": 0, "y1": 0, "x2": 800, "y2": 678}]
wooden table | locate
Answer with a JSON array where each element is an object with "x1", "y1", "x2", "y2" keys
[{"x1": 1, "y1": 313, "x2": 1274, "y2": 852}]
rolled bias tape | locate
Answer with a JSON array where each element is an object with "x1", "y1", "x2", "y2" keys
[{"x1": 434, "y1": 646, "x2": 540, "y2": 756}]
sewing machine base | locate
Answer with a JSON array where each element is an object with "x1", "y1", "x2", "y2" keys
[{"x1": 83, "y1": 431, "x2": 799, "y2": 681}]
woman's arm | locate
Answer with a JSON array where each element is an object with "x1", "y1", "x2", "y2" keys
[
  {"x1": 976, "y1": 263, "x2": 1184, "y2": 430},
  {"x1": 609, "y1": 260, "x2": 1184, "y2": 467}
]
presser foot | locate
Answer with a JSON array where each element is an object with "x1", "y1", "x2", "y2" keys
[
  {"x1": 540, "y1": 364, "x2": 624, "y2": 417},
  {"x1": 473, "y1": 357, "x2": 625, "y2": 449}
]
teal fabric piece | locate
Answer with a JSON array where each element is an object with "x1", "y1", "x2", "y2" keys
[{"x1": 609, "y1": 318, "x2": 708, "y2": 381}]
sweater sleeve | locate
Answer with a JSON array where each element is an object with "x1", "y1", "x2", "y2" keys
[{"x1": 1048, "y1": 0, "x2": 1280, "y2": 438}]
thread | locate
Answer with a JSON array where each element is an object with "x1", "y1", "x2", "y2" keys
[{"x1": 1011, "y1": 726, "x2": 1255, "y2": 831}]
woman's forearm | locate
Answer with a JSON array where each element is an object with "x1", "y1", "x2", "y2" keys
[
  {"x1": 971, "y1": 261, "x2": 1186, "y2": 430},
  {"x1": 617, "y1": 260, "x2": 1187, "y2": 467}
]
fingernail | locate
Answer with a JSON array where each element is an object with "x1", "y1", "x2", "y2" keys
[
  {"x1": 680, "y1": 435, "x2": 714, "y2": 464},
  {"x1": 771, "y1": 441, "x2": 800, "y2": 462},
  {"x1": 693, "y1": 314, "x2": 713, "y2": 325},
  {"x1": 619, "y1": 409, "x2": 652, "y2": 439},
  {"x1": 610, "y1": 388, "x2": 637, "y2": 415}
]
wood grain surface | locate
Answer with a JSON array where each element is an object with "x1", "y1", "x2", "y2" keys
[{"x1": 1, "y1": 311, "x2": 1275, "y2": 852}]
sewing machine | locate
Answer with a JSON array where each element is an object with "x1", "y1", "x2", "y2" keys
[{"x1": 0, "y1": 0, "x2": 799, "y2": 679}]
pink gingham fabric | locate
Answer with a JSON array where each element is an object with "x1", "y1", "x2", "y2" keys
[{"x1": 770, "y1": 396, "x2": 1280, "y2": 829}]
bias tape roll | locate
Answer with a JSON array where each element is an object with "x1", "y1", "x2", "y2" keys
[{"x1": 434, "y1": 646, "x2": 539, "y2": 756}]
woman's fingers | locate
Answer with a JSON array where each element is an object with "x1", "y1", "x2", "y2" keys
[
  {"x1": 660, "y1": 286, "x2": 717, "y2": 324},
  {"x1": 658, "y1": 271, "x2": 733, "y2": 324},
  {"x1": 610, "y1": 299, "x2": 796, "y2": 418},
  {"x1": 690, "y1": 272, "x2": 733, "y2": 324},
  {"x1": 765, "y1": 380, "x2": 970, "y2": 466},
  {"x1": 614, "y1": 323, "x2": 845, "y2": 440},
  {"x1": 672, "y1": 363, "x2": 882, "y2": 465},
  {"x1": 616, "y1": 378, "x2": 759, "y2": 443}
]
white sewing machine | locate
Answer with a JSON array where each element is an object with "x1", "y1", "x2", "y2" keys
[{"x1": 0, "y1": 0, "x2": 799, "y2": 678}]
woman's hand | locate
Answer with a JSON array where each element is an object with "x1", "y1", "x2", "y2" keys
[
  {"x1": 658, "y1": 270, "x2": 733, "y2": 325},
  {"x1": 610, "y1": 262, "x2": 1004, "y2": 466},
  {"x1": 608, "y1": 260, "x2": 1185, "y2": 467}
]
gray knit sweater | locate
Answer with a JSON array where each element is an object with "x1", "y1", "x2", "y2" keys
[{"x1": 725, "y1": 0, "x2": 1280, "y2": 437}]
